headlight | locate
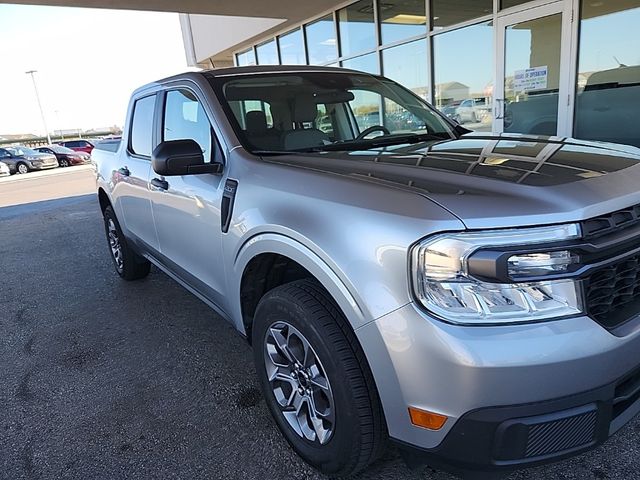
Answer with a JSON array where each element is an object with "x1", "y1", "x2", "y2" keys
[{"x1": 411, "y1": 224, "x2": 583, "y2": 325}]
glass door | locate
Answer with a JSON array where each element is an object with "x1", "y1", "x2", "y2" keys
[{"x1": 494, "y1": 2, "x2": 573, "y2": 136}]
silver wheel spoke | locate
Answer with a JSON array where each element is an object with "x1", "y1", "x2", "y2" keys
[{"x1": 264, "y1": 321, "x2": 335, "y2": 445}]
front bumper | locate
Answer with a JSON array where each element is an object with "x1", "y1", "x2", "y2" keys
[
  {"x1": 29, "y1": 161, "x2": 58, "y2": 170},
  {"x1": 356, "y1": 303, "x2": 640, "y2": 474}
]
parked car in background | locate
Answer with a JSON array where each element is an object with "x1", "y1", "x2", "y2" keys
[
  {"x1": 36, "y1": 144, "x2": 90, "y2": 167},
  {"x1": 0, "y1": 161, "x2": 10, "y2": 177},
  {"x1": 456, "y1": 98, "x2": 490, "y2": 124},
  {"x1": 57, "y1": 139, "x2": 95, "y2": 154},
  {"x1": 0, "y1": 146, "x2": 58, "y2": 174}
]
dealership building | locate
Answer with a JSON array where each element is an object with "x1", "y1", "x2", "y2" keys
[{"x1": 180, "y1": 0, "x2": 639, "y2": 147}]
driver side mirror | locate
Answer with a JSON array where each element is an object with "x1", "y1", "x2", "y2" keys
[{"x1": 152, "y1": 139, "x2": 222, "y2": 176}]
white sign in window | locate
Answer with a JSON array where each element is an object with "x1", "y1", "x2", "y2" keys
[{"x1": 513, "y1": 66, "x2": 548, "y2": 92}]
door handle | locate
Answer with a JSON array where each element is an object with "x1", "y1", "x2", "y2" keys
[
  {"x1": 150, "y1": 177, "x2": 169, "y2": 191},
  {"x1": 118, "y1": 166, "x2": 130, "y2": 176}
]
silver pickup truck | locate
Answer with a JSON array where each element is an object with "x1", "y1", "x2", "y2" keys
[{"x1": 94, "y1": 65, "x2": 640, "y2": 478}]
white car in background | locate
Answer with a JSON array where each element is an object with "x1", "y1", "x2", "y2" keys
[{"x1": 0, "y1": 161, "x2": 10, "y2": 177}]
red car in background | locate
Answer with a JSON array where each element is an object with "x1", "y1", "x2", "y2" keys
[{"x1": 57, "y1": 139, "x2": 95, "y2": 154}]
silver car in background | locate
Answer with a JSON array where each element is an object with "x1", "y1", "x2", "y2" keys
[{"x1": 93, "y1": 66, "x2": 640, "y2": 478}]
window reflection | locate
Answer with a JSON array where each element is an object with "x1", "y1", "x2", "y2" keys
[
  {"x1": 305, "y1": 15, "x2": 338, "y2": 65},
  {"x1": 338, "y1": 0, "x2": 376, "y2": 57},
  {"x1": 256, "y1": 40, "x2": 278, "y2": 65},
  {"x1": 432, "y1": 0, "x2": 492, "y2": 29},
  {"x1": 574, "y1": 1, "x2": 640, "y2": 147},
  {"x1": 382, "y1": 39, "x2": 428, "y2": 98},
  {"x1": 501, "y1": 0, "x2": 532, "y2": 9},
  {"x1": 379, "y1": 0, "x2": 426, "y2": 45},
  {"x1": 278, "y1": 29, "x2": 305, "y2": 65},
  {"x1": 342, "y1": 52, "x2": 379, "y2": 74},
  {"x1": 433, "y1": 22, "x2": 493, "y2": 131},
  {"x1": 235, "y1": 49, "x2": 256, "y2": 66}
]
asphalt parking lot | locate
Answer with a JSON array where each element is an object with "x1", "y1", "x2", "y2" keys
[{"x1": 1, "y1": 169, "x2": 639, "y2": 480}]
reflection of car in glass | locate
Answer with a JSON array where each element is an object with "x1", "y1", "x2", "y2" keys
[
  {"x1": 94, "y1": 66, "x2": 640, "y2": 479},
  {"x1": 0, "y1": 161, "x2": 9, "y2": 177},
  {"x1": 504, "y1": 65, "x2": 640, "y2": 145},
  {"x1": 440, "y1": 104, "x2": 461, "y2": 124},
  {"x1": 0, "y1": 146, "x2": 59, "y2": 174},
  {"x1": 35, "y1": 144, "x2": 91, "y2": 167},
  {"x1": 455, "y1": 98, "x2": 489, "y2": 124}
]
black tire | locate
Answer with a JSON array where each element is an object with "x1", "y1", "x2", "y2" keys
[
  {"x1": 16, "y1": 162, "x2": 29, "y2": 174},
  {"x1": 59, "y1": 158, "x2": 69, "y2": 167},
  {"x1": 103, "y1": 206, "x2": 151, "y2": 280},
  {"x1": 252, "y1": 279, "x2": 387, "y2": 476}
]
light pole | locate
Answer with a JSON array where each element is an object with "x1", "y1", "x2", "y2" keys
[{"x1": 25, "y1": 70, "x2": 52, "y2": 144}]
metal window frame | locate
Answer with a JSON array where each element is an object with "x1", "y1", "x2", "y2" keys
[{"x1": 232, "y1": 0, "x2": 584, "y2": 138}]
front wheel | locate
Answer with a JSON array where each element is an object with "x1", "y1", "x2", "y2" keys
[
  {"x1": 16, "y1": 162, "x2": 29, "y2": 174},
  {"x1": 252, "y1": 279, "x2": 386, "y2": 476},
  {"x1": 59, "y1": 158, "x2": 69, "y2": 167},
  {"x1": 103, "y1": 206, "x2": 151, "y2": 280}
]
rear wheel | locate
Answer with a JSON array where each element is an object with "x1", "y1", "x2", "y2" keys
[
  {"x1": 252, "y1": 279, "x2": 386, "y2": 476},
  {"x1": 16, "y1": 162, "x2": 29, "y2": 174},
  {"x1": 59, "y1": 158, "x2": 69, "y2": 167},
  {"x1": 103, "y1": 206, "x2": 150, "y2": 280}
]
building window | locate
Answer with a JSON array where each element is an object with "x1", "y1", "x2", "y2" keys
[
  {"x1": 338, "y1": 0, "x2": 376, "y2": 57},
  {"x1": 305, "y1": 15, "x2": 338, "y2": 65},
  {"x1": 574, "y1": 1, "x2": 640, "y2": 147},
  {"x1": 236, "y1": 48, "x2": 256, "y2": 66},
  {"x1": 342, "y1": 52, "x2": 379, "y2": 74},
  {"x1": 431, "y1": 0, "x2": 492, "y2": 30},
  {"x1": 278, "y1": 29, "x2": 305, "y2": 65},
  {"x1": 382, "y1": 39, "x2": 428, "y2": 99},
  {"x1": 379, "y1": 0, "x2": 426, "y2": 45},
  {"x1": 433, "y1": 21, "x2": 493, "y2": 131},
  {"x1": 256, "y1": 39, "x2": 279, "y2": 65},
  {"x1": 501, "y1": 0, "x2": 531, "y2": 10}
]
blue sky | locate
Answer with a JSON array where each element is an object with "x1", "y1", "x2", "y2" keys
[{"x1": 0, "y1": 5, "x2": 192, "y2": 135}]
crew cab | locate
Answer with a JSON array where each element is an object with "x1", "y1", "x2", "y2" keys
[{"x1": 94, "y1": 66, "x2": 640, "y2": 478}]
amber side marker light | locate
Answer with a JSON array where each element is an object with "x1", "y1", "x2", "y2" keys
[{"x1": 408, "y1": 407, "x2": 448, "y2": 430}]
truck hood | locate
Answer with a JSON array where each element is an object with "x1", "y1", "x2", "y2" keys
[{"x1": 265, "y1": 133, "x2": 640, "y2": 229}]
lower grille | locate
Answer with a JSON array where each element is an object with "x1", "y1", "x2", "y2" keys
[
  {"x1": 525, "y1": 409, "x2": 598, "y2": 458},
  {"x1": 585, "y1": 252, "x2": 640, "y2": 330}
]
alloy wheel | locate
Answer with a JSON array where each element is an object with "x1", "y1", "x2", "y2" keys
[
  {"x1": 17, "y1": 164, "x2": 28, "y2": 174},
  {"x1": 107, "y1": 218, "x2": 123, "y2": 271},
  {"x1": 264, "y1": 321, "x2": 335, "y2": 445}
]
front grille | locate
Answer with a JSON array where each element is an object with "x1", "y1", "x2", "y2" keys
[
  {"x1": 581, "y1": 203, "x2": 640, "y2": 239},
  {"x1": 585, "y1": 252, "x2": 640, "y2": 329},
  {"x1": 524, "y1": 409, "x2": 598, "y2": 458}
]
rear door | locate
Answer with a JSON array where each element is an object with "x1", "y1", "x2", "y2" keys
[
  {"x1": 148, "y1": 86, "x2": 228, "y2": 308},
  {"x1": 111, "y1": 93, "x2": 159, "y2": 251}
]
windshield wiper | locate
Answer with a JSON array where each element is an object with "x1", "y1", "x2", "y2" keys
[{"x1": 293, "y1": 132, "x2": 447, "y2": 153}]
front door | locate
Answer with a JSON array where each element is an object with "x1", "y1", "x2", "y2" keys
[
  {"x1": 149, "y1": 87, "x2": 228, "y2": 309},
  {"x1": 494, "y1": 2, "x2": 573, "y2": 136}
]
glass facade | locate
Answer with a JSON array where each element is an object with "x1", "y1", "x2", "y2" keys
[
  {"x1": 256, "y1": 40, "x2": 278, "y2": 65},
  {"x1": 305, "y1": 15, "x2": 338, "y2": 65},
  {"x1": 432, "y1": 0, "x2": 492, "y2": 29},
  {"x1": 231, "y1": 0, "x2": 640, "y2": 148},
  {"x1": 342, "y1": 52, "x2": 379, "y2": 74},
  {"x1": 379, "y1": 0, "x2": 426, "y2": 45},
  {"x1": 235, "y1": 48, "x2": 256, "y2": 66},
  {"x1": 338, "y1": 0, "x2": 376, "y2": 57},
  {"x1": 278, "y1": 29, "x2": 305, "y2": 65},
  {"x1": 574, "y1": 1, "x2": 640, "y2": 147},
  {"x1": 433, "y1": 21, "x2": 493, "y2": 131}
]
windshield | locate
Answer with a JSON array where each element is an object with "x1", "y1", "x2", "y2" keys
[
  {"x1": 209, "y1": 71, "x2": 456, "y2": 153},
  {"x1": 6, "y1": 146, "x2": 39, "y2": 156}
]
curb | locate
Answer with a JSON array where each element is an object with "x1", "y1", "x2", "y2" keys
[{"x1": 0, "y1": 165, "x2": 94, "y2": 184}]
